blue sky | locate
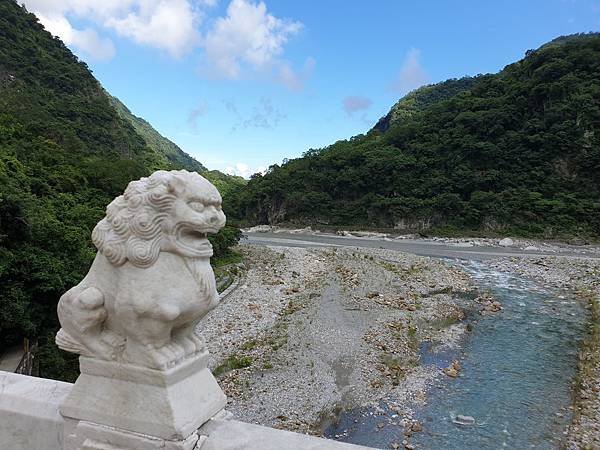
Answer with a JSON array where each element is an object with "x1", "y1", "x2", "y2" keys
[{"x1": 23, "y1": 0, "x2": 600, "y2": 177}]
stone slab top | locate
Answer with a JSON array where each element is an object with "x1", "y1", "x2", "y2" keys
[
  {"x1": 0, "y1": 370, "x2": 72, "y2": 402},
  {"x1": 199, "y1": 418, "x2": 380, "y2": 450}
]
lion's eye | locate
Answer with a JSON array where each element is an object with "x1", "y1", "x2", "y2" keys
[{"x1": 188, "y1": 201, "x2": 205, "y2": 212}]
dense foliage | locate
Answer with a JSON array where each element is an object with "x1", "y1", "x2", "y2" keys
[
  {"x1": 0, "y1": 0, "x2": 241, "y2": 379},
  {"x1": 235, "y1": 33, "x2": 600, "y2": 240},
  {"x1": 373, "y1": 76, "x2": 478, "y2": 132}
]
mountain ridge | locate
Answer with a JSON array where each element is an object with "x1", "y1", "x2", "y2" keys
[
  {"x1": 108, "y1": 94, "x2": 246, "y2": 208},
  {"x1": 234, "y1": 32, "x2": 600, "y2": 239},
  {"x1": 373, "y1": 76, "x2": 480, "y2": 133},
  {"x1": 109, "y1": 95, "x2": 207, "y2": 172}
]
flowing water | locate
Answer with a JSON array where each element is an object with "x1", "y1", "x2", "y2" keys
[{"x1": 324, "y1": 260, "x2": 587, "y2": 449}]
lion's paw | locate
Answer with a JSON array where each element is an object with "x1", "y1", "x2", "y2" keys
[{"x1": 177, "y1": 333, "x2": 206, "y2": 356}]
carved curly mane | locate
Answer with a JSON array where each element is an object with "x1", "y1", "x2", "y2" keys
[{"x1": 91, "y1": 170, "x2": 187, "y2": 268}]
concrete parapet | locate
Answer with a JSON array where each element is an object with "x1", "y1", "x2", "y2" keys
[{"x1": 0, "y1": 371, "x2": 70, "y2": 449}]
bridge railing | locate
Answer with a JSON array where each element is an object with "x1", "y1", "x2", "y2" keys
[{"x1": 14, "y1": 338, "x2": 37, "y2": 376}]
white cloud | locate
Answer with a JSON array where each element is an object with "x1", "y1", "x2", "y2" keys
[
  {"x1": 35, "y1": 11, "x2": 115, "y2": 61},
  {"x1": 342, "y1": 95, "x2": 372, "y2": 115},
  {"x1": 71, "y1": 27, "x2": 116, "y2": 61},
  {"x1": 33, "y1": 12, "x2": 72, "y2": 39},
  {"x1": 24, "y1": 0, "x2": 132, "y2": 18},
  {"x1": 225, "y1": 162, "x2": 266, "y2": 178},
  {"x1": 105, "y1": 0, "x2": 200, "y2": 58},
  {"x1": 202, "y1": 0, "x2": 303, "y2": 80},
  {"x1": 24, "y1": 0, "x2": 200, "y2": 59},
  {"x1": 276, "y1": 56, "x2": 315, "y2": 91},
  {"x1": 389, "y1": 48, "x2": 429, "y2": 94},
  {"x1": 23, "y1": 0, "x2": 309, "y2": 88}
]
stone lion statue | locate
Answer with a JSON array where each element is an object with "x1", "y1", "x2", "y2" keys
[{"x1": 56, "y1": 170, "x2": 226, "y2": 369}]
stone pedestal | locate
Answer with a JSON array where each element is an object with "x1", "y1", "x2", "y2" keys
[{"x1": 60, "y1": 351, "x2": 226, "y2": 449}]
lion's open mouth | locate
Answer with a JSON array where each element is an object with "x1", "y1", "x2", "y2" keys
[
  {"x1": 182, "y1": 229, "x2": 208, "y2": 240},
  {"x1": 176, "y1": 226, "x2": 215, "y2": 255}
]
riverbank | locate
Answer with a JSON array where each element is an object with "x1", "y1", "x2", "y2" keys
[
  {"x1": 486, "y1": 256, "x2": 600, "y2": 449},
  {"x1": 199, "y1": 244, "x2": 474, "y2": 436},
  {"x1": 244, "y1": 225, "x2": 600, "y2": 257}
]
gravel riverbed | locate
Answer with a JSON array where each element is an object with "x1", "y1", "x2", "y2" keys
[
  {"x1": 198, "y1": 244, "x2": 600, "y2": 448},
  {"x1": 198, "y1": 244, "x2": 474, "y2": 436}
]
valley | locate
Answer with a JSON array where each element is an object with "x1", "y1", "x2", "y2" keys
[
  {"x1": 1, "y1": 2, "x2": 599, "y2": 449},
  {"x1": 199, "y1": 235, "x2": 600, "y2": 448}
]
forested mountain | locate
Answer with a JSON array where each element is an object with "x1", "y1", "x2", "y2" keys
[
  {"x1": 109, "y1": 95, "x2": 207, "y2": 172},
  {"x1": 235, "y1": 33, "x2": 600, "y2": 239},
  {"x1": 373, "y1": 76, "x2": 478, "y2": 132},
  {"x1": 0, "y1": 0, "x2": 240, "y2": 379}
]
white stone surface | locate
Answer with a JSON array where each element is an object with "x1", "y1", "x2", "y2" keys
[
  {"x1": 0, "y1": 370, "x2": 71, "y2": 450},
  {"x1": 65, "y1": 421, "x2": 201, "y2": 450},
  {"x1": 60, "y1": 352, "x2": 226, "y2": 440},
  {"x1": 0, "y1": 371, "x2": 375, "y2": 450},
  {"x1": 56, "y1": 170, "x2": 226, "y2": 370},
  {"x1": 55, "y1": 170, "x2": 228, "y2": 448},
  {"x1": 199, "y1": 418, "x2": 378, "y2": 450},
  {"x1": 498, "y1": 237, "x2": 514, "y2": 247}
]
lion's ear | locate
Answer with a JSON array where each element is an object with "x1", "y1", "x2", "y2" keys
[{"x1": 167, "y1": 176, "x2": 186, "y2": 195}]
